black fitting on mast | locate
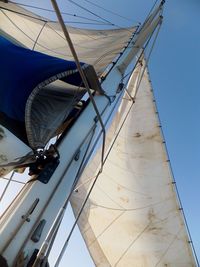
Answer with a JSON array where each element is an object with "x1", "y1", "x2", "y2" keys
[{"x1": 0, "y1": 255, "x2": 8, "y2": 267}]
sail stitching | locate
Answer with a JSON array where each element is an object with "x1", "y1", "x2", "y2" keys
[
  {"x1": 113, "y1": 213, "x2": 174, "y2": 266},
  {"x1": 154, "y1": 227, "x2": 183, "y2": 267}
]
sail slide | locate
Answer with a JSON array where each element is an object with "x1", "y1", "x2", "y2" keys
[{"x1": 70, "y1": 63, "x2": 196, "y2": 266}]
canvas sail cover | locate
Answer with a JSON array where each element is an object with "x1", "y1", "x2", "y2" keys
[
  {"x1": 0, "y1": 2, "x2": 136, "y2": 76},
  {"x1": 0, "y1": 35, "x2": 92, "y2": 149},
  {"x1": 70, "y1": 64, "x2": 197, "y2": 266},
  {"x1": 0, "y1": 1, "x2": 136, "y2": 150}
]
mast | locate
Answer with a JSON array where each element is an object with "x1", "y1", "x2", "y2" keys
[{"x1": 0, "y1": 1, "x2": 164, "y2": 266}]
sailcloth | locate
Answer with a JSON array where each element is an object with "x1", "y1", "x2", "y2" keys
[
  {"x1": 70, "y1": 63, "x2": 196, "y2": 266},
  {"x1": 0, "y1": 2, "x2": 136, "y2": 76}
]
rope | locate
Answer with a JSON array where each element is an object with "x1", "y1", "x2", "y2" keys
[
  {"x1": 0, "y1": 176, "x2": 25, "y2": 185},
  {"x1": 66, "y1": 0, "x2": 114, "y2": 26},
  {"x1": 145, "y1": 0, "x2": 160, "y2": 22},
  {"x1": 0, "y1": 171, "x2": 15, "y2": 202},
  {"x1": 32, "y1": 21, "x2": 47, "y2": 50},
  {"x1": 10, "y1": 1, "x2": 110, "y2": 24},
  {"x1": 32, "y1": 126, "x2": 97, "y2": 267},
  {"x1": 80, "y1": 0, "x2": 138, "y2": 24},
  {"x1": 66, "y1": 0, "x2": 135, "y2": 33}
]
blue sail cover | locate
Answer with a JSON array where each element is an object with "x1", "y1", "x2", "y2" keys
[{"x1": 0, "y1": 36, "x2": 83, "y2": 122}]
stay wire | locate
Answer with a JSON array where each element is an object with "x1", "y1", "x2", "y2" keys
[
  {"x1": 122, "y1": 6, "x2": 163, "y2": 83},
  {"x1": 0, "y1": 176, "x2": 25, "y2": 185},
  {"x1": 66, "y1": 0, "x2": 135, "y2": 33},
  {"x1": 41, "y1": 127, "x2": 97, "y2": 265},
  {"x1": 10, "y1": 1, "x2": 110, "y2": 24},
  {"x1": 80, "y1": 0, "x2": 139, "y2": 24},
  {"x1": 0, "y1": 171, "x2": 15, "y2": 202},
  {"x1": 144, "y1": 0, "x2": 160, "y2": 24},
  {"x1": 66, "y1": 0, "x2": 114, "y2": 25}
]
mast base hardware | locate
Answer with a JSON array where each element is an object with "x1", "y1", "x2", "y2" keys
[
  {"x1": 0, "y1": 255, "x2": 8, "y2": 267},
  {"x1": 117, "y1": 82, "x2": 124, "y2": 93},
  {"x1": 31, "y1": 219, "x2": 46, "y2": 243},
  {"x1": 28, "y1": 145, "x2": 60, "y2": 183},
  {"x1": 27, "y1": 250, "x2": 49, "y2": 267},
  {"x1": 27, "y1": 249, "x2": 39, "y2": 267},
  {"x1": 36, "y1": 157, "x2": 60, "y2": 184},
  {"x1": 74, "y1": 149, "x2": 81, "y2": 161}
]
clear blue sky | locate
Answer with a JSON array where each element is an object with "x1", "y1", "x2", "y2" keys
[{"x1": 10, "y1": 0, "x2": 200, "y2": 265}]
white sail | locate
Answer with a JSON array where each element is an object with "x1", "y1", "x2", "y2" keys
[
  {"x1": 70, "y1": 63, "x2": 196, "y2": 267},
  {"x1": 0, "y1": 2, "x2": 136, "y2": 76}
]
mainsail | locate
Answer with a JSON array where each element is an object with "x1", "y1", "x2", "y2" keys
[
  {"x1": 0, "y1": 2, "x2": 136, "y2": 76},
  {"x1": 70, "y1": 63, "x2": 197, "y2": 266}
]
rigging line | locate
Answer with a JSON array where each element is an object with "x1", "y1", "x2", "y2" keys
[
  {"x1": 81, "y1": 0, "x2": 137, "y2": 24},
  {"x1": 0, "y1": 9, "x2": 73, "y2": 58},
  {"x1": 0, "y1": 171, "x2": 15, "y2": 202},
  {"x1": 114, "y1": 212, "x2": 172, "y2": 267},
  {"x1": 47, "y1": 23, "x2": 125, "y2": 44},
  {"x1": 2, "y1": 4, "x2": 109, "y2": 26},
  {"x1": 0, "y1": 176, "x2": 25, "y2": 185},
  {"x1": 88, "y1": 211, "x2": 126, "y2": 247},
  {"x1": 102, "y1": 26, "x2": 139, "y2": 80},
  {"x1": 0, "y1": 5, "x2": 115, "y2": 57},
  {"x1": 121, "y1": 13, "x2": 162, "y2": 89},
  {"x1": 146, "y1": 0, "x2": 160, "y2": 22},
  {"x1": 32, "y1": 21, "x2": 47, "y2": 50},
  {"x1": 95, "y1": 184, "x2": 126, "y2": 210},
  {"x1": 54, "y1": 211, "x2": 124, "y2": 266},
  {"x1": 114, "y1": 223, "x2": 151, "y2": 266},
  {"x1": 142, "y1": 0, "x2": 162, "y2": 28},
  {"x1": 47, "y1": 23, "x2": 97, "y2": 42},
  {"x1": 66, "y1": 0, "x2": 134, "y2": 33},
  {"x1": 60, "y1": 21, "x2": 112, "y2": 25},
  {"x1": 75, "y1": 169, "x2": 149, "y2": 196},
  {"x1": 0, "y1": 6, "x2": 47, "y2": 22},
  {"x1": 34, "y1": 127, "x2": 97, "y2": 266},
  {"x1": 83, "y1": 204, "x2": 178, "y2": 251},
  {"x1": 90, "y1": 197, "x2": 171, "y2": 212},
  {"x1": 11, "y1": 127, "x2": 98, "y2": 265},
  {"x1": 66, "y1": 0, "x2": 114, "y2": 25},
  {"x1": 10, "y1": 0, "x2": 108, "y2": 24},
  {"x1": 154, "y1": 227, "x2": 182, "y2": 267}
]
